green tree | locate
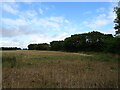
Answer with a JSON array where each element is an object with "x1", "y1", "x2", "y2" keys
[
  {"x1": 28, "y1": 44, "x2": 37, "y2": 50},
  {"x1": 27, "y1": 31, "x2": 119, "y2": 54},
  {"x1": 114, "y1": 1, "x2": 120, "y2": 37},
  {"x1": 37, "y1": 43, "x2": 49, "y2": 50},
  {"x1": 50, "y1": 41, "x2": 64, "y2": 51},
  {"x1": 85, "y1": 31, "x2": 113, "y2": 52},
  {"x1": 64, "y1": 31, "x2": 114, "y2": 52},
  {"x1": 103, "y1": 37, "x2": 120, "y2": 54},
  {"x1": 64, "y1": 34, "x2": 87, "y2": 52},
  {"x1": 28, "y1": 43, "x2": 49, "y2": 50}
]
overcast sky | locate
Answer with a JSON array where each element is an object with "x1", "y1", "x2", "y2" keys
[{"x1": 0, "y1": 2, "x2": 117, "y2": 48}]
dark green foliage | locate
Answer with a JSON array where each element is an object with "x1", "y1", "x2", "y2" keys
[
  {"x1": 28, "y1": 43, "x2": 49, "y2": 50},
  {"x1": 50, "y1": 41, "x2": 64, "y2": 51},
  {"x1": 114, "y1": 2, "x2": 120, "y2": 36},
  {"x1": 63, "y1": 31, "x2": 114, "y2": 52},
  {"x1": 28, "y1": 44, "x2": 38, "y2": 50},
  {"x1": 37, "y1": 43, "x2": 49, "y2": 50},
  {"x1": 103, "y1": 37, "x2": 120, "y2": 54},
  {"x1": 23, "y1": 48, "x2": 28, "y2": 50},
  {"x1": 0, "y1": 47, "x2": 21, "y2": 50},
  {"x1": 27, "y1": 31, "x2": 119, "y2": 54},
  {"x1": 64, "y1": 34, "x2": 87, "y2": 52}
]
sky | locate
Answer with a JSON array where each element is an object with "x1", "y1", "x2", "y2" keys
[{"x1": 0, "y1": 1, "x2": 117, "y2": 48}]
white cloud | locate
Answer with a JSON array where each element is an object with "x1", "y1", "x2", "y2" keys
[
  {"x1": 1, "y1": 2, "x2": 71, "y2": 32},
  {"x1": 28, "y1": 34, "x2": 50, "y2": 44},
  {"x1": 2, "y1": 18, "x2": 28, "y2": 26},
  {"x1": 29, "y1": 16, "x2": 70, "y2": 31},
  {"x1": 1, "y1": 2, "x2": 73, "y2": 48},
  {"x1": 96, "y1": 28, "x2": 115, "y2": 35},
  {"x1": 17, "y1": 32, "x2": 70, "y2": 48},
  {"x1": 30, "y1": 18, "x2": 61, "y2": 30},
  {"x1": 96, "y1": 7, "x2": 105, "y2": 13},
  {"x1": 0, "y1": 39, "x2": 27, "y2": 48},
  {"x1": 84, "y1": 14, "x2": 109, "y2": 29},
  {"x1": 28, "y1": 32, "x2": 70, "y2": 44},
  {"x1": 1, "y1": 14, "x2": 72, "y2": 48},
  {"x1": 82, "y1": 7, "x2": 116, "y2": 30},
  {"x1": 25, "y1": 10, "x2": 38, "y2": 17},
  {"x1": 2, "y1": 15, "x2": 70, "y2": 31},
  {"x1": 80, "y1": 5, "x2": 116, "y2": 35},
  {"x1": 1, "y1": 30, "x2": 70, "y2": 48},
  {"x1": 64, "y1": 25, "x2": 77, "y2": 32},
  {"x1": 2, "y1": 3, "x2": 18, "y2": 14},
  {"x1": 39, "y1": 8, "x2": 43, "y2": 15},
  {"x1": 49, "y1": 16, "x2": 70, "y2": 23},
  {"x1": 108, "y1": 7, "x2": 116, "y2": 20},
  {"x1": 51, "y1": 32, "x2": 70, "y2": 41}
]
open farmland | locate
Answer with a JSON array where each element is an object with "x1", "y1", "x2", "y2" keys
[{"x1": 2, "y1": 50, "x2": 119, "y2": 88}]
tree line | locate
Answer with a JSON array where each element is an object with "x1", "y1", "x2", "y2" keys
[
  {"x1": 27, "y1": 31, "x2": 120, "y2": 54},
  {"x1": 0, "y1": 47, "x2": 21, "y2": 50},
  {"x1": 28, "y1": 43, "x2": 49, "y2": 50}
]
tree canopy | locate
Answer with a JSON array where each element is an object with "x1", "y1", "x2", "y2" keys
[
  {"x1": 28, "y1": 43, "x2": 49, "y2": 50},
  {"x1": 27, "y1": 31, "x2": 119, "y2": 54},
  {"x1": 0, "y1": 47, "x2": 21, "y2": 50},
  {"x1": 49, "y1": 31, "x2": 119, "y2": 54},
  {"x1": 114, "y1": 1, "x2": 120, "y2": 37}
]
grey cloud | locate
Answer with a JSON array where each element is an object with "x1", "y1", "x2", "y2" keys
[
  {"x1": 0, "y1": 25, "x2": 45, "y2": 38},
  {"x1": 1, "y1": 26, "x2": 20, "y2": 37}
]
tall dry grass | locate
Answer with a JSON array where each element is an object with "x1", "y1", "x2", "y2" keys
[{"x1": 2, "y1": 50, "x2": 119, "y2": 88}]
